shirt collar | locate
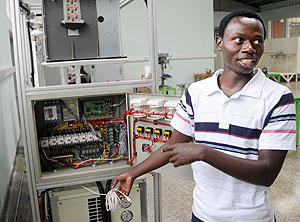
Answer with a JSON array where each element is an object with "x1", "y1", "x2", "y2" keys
[{"x1": 204, "y1": 68, "x2": 266, "y2": 98}]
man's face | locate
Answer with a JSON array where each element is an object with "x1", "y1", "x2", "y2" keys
[{"x1": 216, "y1": 16, "x2": 265, "y2": 75}]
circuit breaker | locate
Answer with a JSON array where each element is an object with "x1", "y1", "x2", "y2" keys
[{"x1": 43, "y1": 0, "x2": 123, "y2": 61}]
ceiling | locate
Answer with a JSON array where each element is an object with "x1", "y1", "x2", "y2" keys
[{"x1": 214, "y1": 0, "x2": 291, "y2": 12}]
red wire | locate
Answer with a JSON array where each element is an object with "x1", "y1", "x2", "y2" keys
[
  {"x1": 135, "y1": 119, "x2": 171, "y2": 126},
  {"x1": 127, "y1": 136, "x2": 137, "y2": 165}
]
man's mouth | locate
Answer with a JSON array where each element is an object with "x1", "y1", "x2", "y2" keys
[{"x1": 238, "y1": 58, "x2": 256, "y2": 66}]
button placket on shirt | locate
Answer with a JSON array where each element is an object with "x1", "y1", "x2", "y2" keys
[{"x1": 219, "y1": 98, "x2": 232, "y2": 130}]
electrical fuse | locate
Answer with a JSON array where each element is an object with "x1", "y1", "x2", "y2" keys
[
  {"x1": 154, "y1": 128, "x2": 162, "y2": 136},
  {"x1": 145, "y1": 127, "x2": 153, "y2": 138},
  {"x1": 163, "y1": 130, "x2": 172, "y2": 140},
  {"x1": 86, "y1": 132, "x2": 93, "y2": 142},
  {"x1": 79, "y1": 133, "x2": 86, "y2": 143},
  {"x1": 92, "y1": 134, "x2": 99, "y2": 142},
  {"x1": 145, "y1": 127, "x2": 153, "y2": 134},
  {"x1": 57, "y1": 135, "x2": 64, "y2": 146},
  {"x1": 40, "y1": 137, "x2": 49, "y2": 148},
  {"x1": 71, "y1": 134, "x2": 79, "y2": 144},
  {"x1": 136, "y1": 126, "x2": 145, "y2": 135},
  {"x1": 65, "y1": 134, "x2": 72, "y2": 145},
  {"x1": 49, "y1": 136, "x2": 57, "y2": 147}
]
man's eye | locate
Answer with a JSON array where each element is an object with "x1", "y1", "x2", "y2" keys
[
  {"x1": 253, "y1": 39, "x2": 262, "y2": 45},
  {"x1": 234, "y1": 37, "x2": 242, "y2": 43}
]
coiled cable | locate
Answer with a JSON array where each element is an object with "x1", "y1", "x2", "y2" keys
[{"x1": 82, "y1": 186, "x2": 132, "y2": 212}]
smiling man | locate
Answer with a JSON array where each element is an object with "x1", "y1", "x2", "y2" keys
[{"x1": 112, "y1": 10, "x2": 296, "y2": 222}]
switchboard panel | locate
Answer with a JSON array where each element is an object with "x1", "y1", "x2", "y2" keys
[
  {"x1": 27, "y1": 91, "x2": 192, "y2": 185},
  {"x1": 28, "y1": 92, "x2": 130, "y2": 184},
  {"x1": 128, "y1": 93, "x2": 193, "y2": 180}
]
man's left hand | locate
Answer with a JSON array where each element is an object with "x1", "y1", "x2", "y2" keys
[{"x1": 161, "y1": 143, "x2": 204, "y2": 167}]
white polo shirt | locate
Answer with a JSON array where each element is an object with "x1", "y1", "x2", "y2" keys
[{"x1": 171, "y1": 68, "x2": 296, "y2": 222}]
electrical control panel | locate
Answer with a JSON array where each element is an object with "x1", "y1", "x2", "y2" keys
[
  {"x1": 27, "y1": 91, "x2": 192, "y2": 185},
  {"x1": 43, "y1": 0, "x2": 123, "y2": 61},
  {"x1": 128, "y1": 94, "x2": 193, "y2": 180},
  {"x1": 28, "y1": 92, "x2": 130, "y2": 184}
]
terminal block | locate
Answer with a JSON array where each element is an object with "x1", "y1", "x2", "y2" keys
[{"x1": 62, "y1": 0, "x2": 85, "y2": 36}]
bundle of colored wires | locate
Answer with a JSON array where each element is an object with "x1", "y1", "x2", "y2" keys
[{"x1": 81, "y1": 186, "x2": 132, "y2": 212}]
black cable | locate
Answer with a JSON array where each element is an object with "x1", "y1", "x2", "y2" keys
[
  {"x1": 27, "y1": 21, "x2": 35, "y2": 87},
  {"x1": 105, "y1": 180, "x2": 112, "y2": 193},
  {"x1": 96, "y1": 181, "x2": 109, "y2": 222},
  {"x1": 105, "y1": 180, "x2": 112, "y2": 222},
  {"x1": 19, "y1": 2, "x2": 30, "y2": 15}
]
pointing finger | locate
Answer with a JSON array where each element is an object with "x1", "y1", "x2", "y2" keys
[{"x1": 161, "y1": 144, "x2": 174, "y2": 152}]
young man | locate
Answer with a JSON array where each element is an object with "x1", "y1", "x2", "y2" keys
[{"x1": 112, "y1": 10, "x2": 296, "y2": 221}]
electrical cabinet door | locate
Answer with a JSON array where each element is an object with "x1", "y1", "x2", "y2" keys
[{"x1": 127, "y1": 93, "x2": 193, "y2": 181}]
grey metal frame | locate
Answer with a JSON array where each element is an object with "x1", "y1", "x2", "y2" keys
[{"x1": 11, "y1": 1, "x2": 40, "y2": 220}]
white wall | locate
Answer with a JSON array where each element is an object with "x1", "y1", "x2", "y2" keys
[
  {"x1": 213, "y1": 11, "x2": 229, "y2": 70},
  {"x1": 121, "y1": 0, "x2": 215, "y2": 90},
  {"x1": 120, "y1": 0, "x2": 149, "y2": 81},
  {"x1": 156, "y1": 0, "x2": 214, "y2": 87},
  {"x1": 0, "y1": 0, "x2": 12, "y2": 69},
  {"x1": 0, "y1": 0, "x2": 20, "y2": 213}
]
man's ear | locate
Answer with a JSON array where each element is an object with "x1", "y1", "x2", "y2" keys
[{"x1": 216, "y1": 36, "x2": 222, "y2": 52}]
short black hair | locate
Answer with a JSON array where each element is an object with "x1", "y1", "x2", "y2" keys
[{"x1": 218, "y1": 10, "x2": 266, "y2": 39}]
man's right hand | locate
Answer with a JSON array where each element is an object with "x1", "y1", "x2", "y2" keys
[
  {"x1": 111, "y1": 172, "x2": 134, "y2": 196},
  {"x1": 111, "y1": 130, "x2": 192, "y2": 195}
]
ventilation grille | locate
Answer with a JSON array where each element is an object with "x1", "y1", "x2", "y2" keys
[
  {"x1": 88, "y1": 197, "x2": 104, "y2": 222},
  {"x1": 260, "y1": 0, "x2": 300, "y2": 11}
]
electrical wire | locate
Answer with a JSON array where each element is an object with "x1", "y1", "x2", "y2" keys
[
  {"x1": 111, "y1": 98, "x2": 125, "y2": 107},
  {"x1": 127, "y1": 136, "x2": 137, "y2": 165},
  {"x1": 61, "y1": 100, "x2": 79, "y2": 121},
  {"x1": 81, "y1": 186, "x2": 132, "y2": 212},
  {"x1": 41, "y1": 148, "x2": 75, "y2": 169},
  {"x1": 74, "y1": 157, "x2": 127, "y2": 169}
]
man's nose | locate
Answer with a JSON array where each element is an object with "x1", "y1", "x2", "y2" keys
[{"x1": 241, "y1": 40, "x2": 255, "y2": 54}]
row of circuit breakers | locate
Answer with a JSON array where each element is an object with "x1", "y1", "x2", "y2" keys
[{"x1": 35, "y1": 95, "x2": 178, "y2": 172}]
